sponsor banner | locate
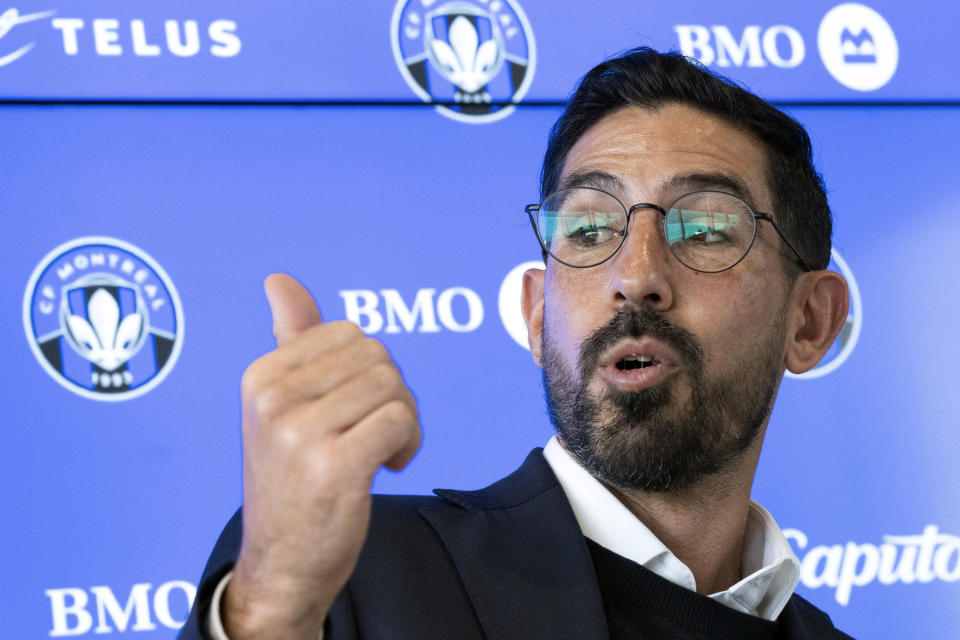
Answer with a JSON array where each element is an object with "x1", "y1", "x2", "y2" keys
[
  {"x1": 31, "y1": 524, "x2": 959, "y2": 636},
  {"x1": 45, "y1": 580, "x2": 195, "y2": 636},
  {"x1": 787, "y1": 526, "x2": 960, "y2": 607},
  {"x1": 33, "y1": 526, "x2": 960, "y2": 636},
  {"x1": 2, "y1": 102, "x2": 959, "y2": 639},
  {"x1": 23, "y1": 237, "x2": 184, "y2": 401},
  {"x1": 0, "y1": 1, "x2": 957, "y2": 103}
]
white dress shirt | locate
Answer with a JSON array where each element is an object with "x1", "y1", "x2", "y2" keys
[
  {"x1": 209, "y1": 436, "x2": 800, "y2": 638},
  {"x1": 541, "y1": 435, "x2": 800, "y2": 621}
]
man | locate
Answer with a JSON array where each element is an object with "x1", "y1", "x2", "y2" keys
[{"x1": 181, "y1": 48, "x2": 852, "y2": 638}]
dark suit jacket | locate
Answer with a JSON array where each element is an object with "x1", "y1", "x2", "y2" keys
[{"x1": 179, "y1": 449, "x2": 851, "y2": 639}]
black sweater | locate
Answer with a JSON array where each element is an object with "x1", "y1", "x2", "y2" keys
[{"x1": 588, "y1": 539, "x2": 853, "y2": 639}]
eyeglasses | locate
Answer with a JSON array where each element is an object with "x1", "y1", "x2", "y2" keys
[{"x1": 525, "y1": 187, "x2": 812, "y2": 273}]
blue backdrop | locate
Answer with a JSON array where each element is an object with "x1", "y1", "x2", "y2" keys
[{"x1": 2, "y1": 1, "x2": 958, "y2": 638}]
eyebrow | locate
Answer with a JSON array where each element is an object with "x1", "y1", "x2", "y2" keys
[
  {"x1": 557, "y1": 170, "x2": 762, "y2": 211},
  {"x1": 662, "y1": 172, "x2": 761, "y2": 210},
  {"x1": 558, "y1": 170, "x2": 626, "y2": 193}
]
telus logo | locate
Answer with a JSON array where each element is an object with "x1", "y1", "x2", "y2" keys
[{"x1": 0, "y1": 7, "x2": 54, "y2": 67}]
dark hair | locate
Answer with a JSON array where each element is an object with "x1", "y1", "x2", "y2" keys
[{"x1": 540, "y1": 47, "x2": 831, "y2": 272}]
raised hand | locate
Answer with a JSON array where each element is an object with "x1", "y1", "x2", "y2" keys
[{"x1": 222, "y1": 274, "x2": 421, "y2": 639}]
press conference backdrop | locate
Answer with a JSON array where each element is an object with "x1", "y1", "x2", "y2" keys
[{"x1": 2, "y1": 0, "x2": 958, "y2": 637}]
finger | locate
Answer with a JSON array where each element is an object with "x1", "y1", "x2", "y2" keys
[
  {"x1": 342, "y1": 400, "x2": 421, "y2": 473},
  {"x1": 264, "y1": 273, "x2": 323, "y2": 346},
  {"x1": 252, "y1": 337, "x2": 394, "y2": 413},
  {"x1": 383, "y1": 416, "x2": 421, "y2": 471},
  {"x1": 278, "y1": 361, "x2": 414, "y2": 438},
  {"x1": 264, "y1": 320, "x2": 367, "y2": 374}
]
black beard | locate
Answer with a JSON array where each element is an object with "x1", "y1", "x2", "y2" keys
[{"x1": 541, "y1": 305, "x2": 783, "y2": 493}]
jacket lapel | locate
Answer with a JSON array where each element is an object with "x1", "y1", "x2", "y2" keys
[{"x1": 419, "y1": 449, "x2": 609, "y2": 640}]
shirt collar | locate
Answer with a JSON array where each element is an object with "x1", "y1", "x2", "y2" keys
[{"x1": 542, "y1": 435, "x2": 800, "y2": 621}]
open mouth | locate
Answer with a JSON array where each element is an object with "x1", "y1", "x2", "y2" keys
[
  {"x1": 600, "y1": 341, "x2": 674, "y2": 392},
  {"x1": 615, "y1": 354, "x2": 660, "y2": 371}
]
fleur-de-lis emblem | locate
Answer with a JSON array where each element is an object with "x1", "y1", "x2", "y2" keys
[
  {"x1": 61, "y1": 284, "x2": 148, "y2": 371},
  {"x1": 393, "y1": 0, "x2": 536, "y2": 122},
  {"x1": 426, "y1": 11, "x2": 504, "y2": 94}
]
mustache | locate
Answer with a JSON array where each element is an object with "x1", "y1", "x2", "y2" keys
[{"x1": 577, "y1": 306, "x2": 704, "y2": 377}]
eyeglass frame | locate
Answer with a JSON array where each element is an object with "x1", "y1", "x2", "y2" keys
[{"x1": 524, "y1": 187, "x2": 814, "y2": 273}]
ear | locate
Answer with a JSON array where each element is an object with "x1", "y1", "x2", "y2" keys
[
  {"x1": 521, "y1": 267, "x2": 546, "y2": 366},
  {"x1": 784, "y1": 270, "x2": 849, "y2": 374}
]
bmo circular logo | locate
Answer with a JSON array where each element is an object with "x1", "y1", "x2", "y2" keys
[
  {"x1": 818, "y1": 3, "x2": 898, "y2": 91},
  {"x1": 23, "y1": 237, "x2": 184, "y2": 401},
  {"x1": 391, "y1": 0, "x2": 536, "y2": 123}
]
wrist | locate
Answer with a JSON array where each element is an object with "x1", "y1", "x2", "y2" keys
[{"x1": 221, "y1": 567, "x2": 328, "y2": 640}]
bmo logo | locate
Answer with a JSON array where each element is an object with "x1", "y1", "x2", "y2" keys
[
  {"x1": 675, "y1": 24, "x2": 805, "y2": 69},
  {"x1": 338, "y1": 263, "x2": 543, "y2": 338},
  {"x1": 46, "y1": 580, "x2": 195, "y2": 636},
  {"x1": 339, "y1": 287, "x2": 484, "y2": 334},
  {"x1": 675, "y1": 3, "x2": 898, "y2": 91}
]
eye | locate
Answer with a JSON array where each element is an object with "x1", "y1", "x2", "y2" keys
[
  {"x1": 667, "y1": 209, "x2": 739, "y2": 247},
  {"x1": 686, "y1": 225, "x2": 731, "y2": 245},
  {"x1": 538, "y1": 189, "x2": 626, "y2": 260},
  {"x1": 560, "y1": 209, "x2": 623, "y2": 248},
  {"x1": 568, "y1": 221, "x2": 619, "y2": 247}
]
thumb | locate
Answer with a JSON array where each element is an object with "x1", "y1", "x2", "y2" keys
[{"x1": 263, "y1": 273, "x2": 323, "y2": 346}]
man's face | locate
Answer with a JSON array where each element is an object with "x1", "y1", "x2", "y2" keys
[{"x1": 534, "y1": 103, "x2": 793, "y2": 493}]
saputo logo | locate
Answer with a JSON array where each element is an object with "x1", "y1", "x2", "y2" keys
[
  {"x1": 0, "y1": 6, "x2": 240, "y2": 66},
  {"x1": 785, "y1": 525, "x2": 960, "y2": 606}
]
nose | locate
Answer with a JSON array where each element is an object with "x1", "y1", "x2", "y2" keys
[{"x1": 606, "y1": 208, "x2": 675, "y2": 311}]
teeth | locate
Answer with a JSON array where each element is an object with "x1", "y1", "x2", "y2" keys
[{"x1": 623, "y1": 354, "x2": 654, "y2": 363}]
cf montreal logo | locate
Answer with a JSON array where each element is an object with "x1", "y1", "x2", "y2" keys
[
  {"x1": 0, "y1": 7, "x2": 54, "y2": 67},
  {"x1": 818, "y1": 3, "x2": 898, "y2": 91},
  {"x1": 391, "y1": 0, "x2": 536, "y2": 123},
  {"x1": 23, "y1": 237, "x2": 184, "y2": 401}
]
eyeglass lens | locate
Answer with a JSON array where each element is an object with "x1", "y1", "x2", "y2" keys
[{"x1": 537, "y1": 188, "x2": 758, "y2": 272}]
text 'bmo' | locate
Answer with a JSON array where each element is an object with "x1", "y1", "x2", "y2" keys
[
  {"x1": 46, "y1": 581, "x2": 195, "y2": 636},
  {"x1": 339, "y1": 288, "x2": 484, "y2": 334},
  {"x1": 675, "y1": 24, "x2": 805, "y2": 68}
]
